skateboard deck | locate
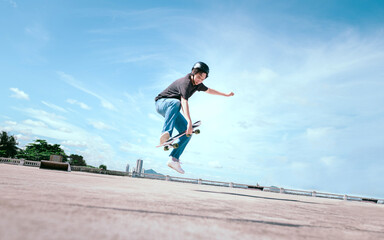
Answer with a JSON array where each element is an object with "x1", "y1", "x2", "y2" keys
[{"x1": 156, "y1": 120, "x2": 201, "y2": 151}]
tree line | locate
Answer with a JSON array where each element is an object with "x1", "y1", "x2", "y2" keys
[{"x1": 0, "y1": 131, "x2": 106, "y2": 169}]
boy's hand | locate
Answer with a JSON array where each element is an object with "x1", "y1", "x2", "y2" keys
[
  {"x1": 226, "y1": 92, "x2": 235, "y2": 97},
  {"x1": 186, "y1": 122, "x2": 193, "y2": 136}
]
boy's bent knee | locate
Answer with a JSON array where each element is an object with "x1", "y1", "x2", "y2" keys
[{"x1": 171, "y1": 100, "x2": 181, "y2": 108}]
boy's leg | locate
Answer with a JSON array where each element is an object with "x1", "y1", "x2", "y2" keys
[
  {"x1": 170, "y1": 112, "x2": 192, "y2": 160},
  {"x1": 155, "y1": 98, "x2": 181, "y2": 137}
]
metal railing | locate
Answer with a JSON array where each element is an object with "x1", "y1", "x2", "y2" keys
[{"x1": 262, "y1": 186, "x2": 383, "y2": 204}]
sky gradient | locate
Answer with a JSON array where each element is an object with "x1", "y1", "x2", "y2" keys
[{"x1": 1, "y1": 0, "x2": 384, "y2": 198}]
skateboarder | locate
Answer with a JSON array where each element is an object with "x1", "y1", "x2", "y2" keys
[{"x1": 155, "y1": 62, "x2": 234, "y2": 174}]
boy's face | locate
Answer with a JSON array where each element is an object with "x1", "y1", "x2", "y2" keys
[{"x1": 193, "y1": 72, "x2": 207, "y2": 85}]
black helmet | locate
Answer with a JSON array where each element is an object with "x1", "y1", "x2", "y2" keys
[{"x1": 192, "y1": 61, "x2": 209, "y2": 77}]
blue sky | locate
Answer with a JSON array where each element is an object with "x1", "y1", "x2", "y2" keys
[{"x1": 1, "y1": 0, "x2": 384, "y2": 198}]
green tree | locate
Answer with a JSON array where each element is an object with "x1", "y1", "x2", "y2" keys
[
  {"x1": 0, "y1": 131, "x2": 19, "y2": 158},
  {"x1": 99, "y1": 164, "x2": 107, "y2": 170},
  {"x1": 17, "y1": 139, "x2": 67, "y2": 161},
  {"x1": 69, "y1": 154, "x2": 87, "y2": 166}
]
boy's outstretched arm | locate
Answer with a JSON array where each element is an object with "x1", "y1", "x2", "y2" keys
[{"x1": 206, "y1": 88, "x2": 234, "y2": 97}]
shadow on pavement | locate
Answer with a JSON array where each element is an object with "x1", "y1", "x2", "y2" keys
[
  {"x1": 67, "y1": 202, "x2": 305, "y2": 228},
  {"x1": 194, "y1": 190, "x2": 319, "y2": 205}
]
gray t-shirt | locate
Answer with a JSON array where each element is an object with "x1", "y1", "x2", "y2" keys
[{"x1": 155, "y1": 74, "x2": 208, "y2": 101}]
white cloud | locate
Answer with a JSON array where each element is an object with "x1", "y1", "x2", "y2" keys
[
  {"x1": 41, "y1": 101, "x2": 67, "y2": 113},
  {"x1": 88, "y1": 120, "x2": 115, "y2": 131},
  {"x1": 5, "y1": 120, "x2": 17, "y2": 125},
  {"x1": 14, "y1": 134, "x2": 32, "y2": 141},
  {"x1": 61, "y1": 140, "x2": 88, "y2": 147},
  {"x1": 100, "y1": 100, "x2": 115, "y2": 111},
  {"x1": 120, "y1": 142, "x2": 152, "y2": 156},
  {"x1": 23, "y1": 119, "x2": 47, "y2": 128},
  {"x1": 58, "y1": 72, "x2": 117, "y2": 111},
  {"x1": 67, "y1": 99, "x2": 91, "y2": 110},
  {"x1": 4, "y1": 108, "x2": 116, "y2": 167},
  {"x1": 10, "y1": 88, "x2": 29, "y2": 100}
]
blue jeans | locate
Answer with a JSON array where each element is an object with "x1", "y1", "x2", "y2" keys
[{"x1": 155, "y1": 98, "x2": 192, "y2": 159}]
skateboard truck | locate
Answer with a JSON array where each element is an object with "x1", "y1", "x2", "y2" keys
[{"x1": 186, "y1": 129, "x2": 200, "y2": 138}]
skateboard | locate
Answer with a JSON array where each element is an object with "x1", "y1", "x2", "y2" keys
[{"x1": 156, "y1": 120, "x2": 201, "y2": 151}]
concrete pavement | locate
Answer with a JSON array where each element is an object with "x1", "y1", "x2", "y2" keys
[{"x1": 1, "y1": 164, "x2": 383, "y2": 240}]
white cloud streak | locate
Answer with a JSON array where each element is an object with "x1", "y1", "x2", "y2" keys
[
  {"x1": 10, "y1": 88, "x2": 29, "y2": 100},
  {"x1": 58, "y1": 71, "x2": 117, "y2": 111},
  {"x1": 88, "y1": 120, "x2": 115, "y2": 131},
  {"x1": 67, "y1": 99, "x2": 91, "y2": 110},
  {"x1": 41, "y1": 101, "x2": 68, "y2": 113}
]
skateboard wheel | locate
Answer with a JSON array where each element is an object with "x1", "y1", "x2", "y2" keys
[
  {"x1": 173, "y1": 143, "x2": 179, "y2": 149},
  {"x1": 164, "y1": 146, "x2": 169, "y2": 151},
  {"x1": 194, "y1": 129, "x2": 200, "y2": 134}
]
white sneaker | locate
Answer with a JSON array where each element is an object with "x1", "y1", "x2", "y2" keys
[
  {"x1": 167, "y1": 158, "x2": 185, "y2": 174},
  {"x1": 160, "y1": 132, "x2": 170, "y2": 145}
]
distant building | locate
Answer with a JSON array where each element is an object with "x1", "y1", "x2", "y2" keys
[
  {"x1": 126, "y1": 164, "x2": 130, "y2": 173},
  {"x1": 136, "y1": 159, "x2": 143, "y2": 176}
]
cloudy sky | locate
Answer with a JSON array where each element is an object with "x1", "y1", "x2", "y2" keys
[{"x1": 1, "y1": 0, "x2": 384, "y2": 198}]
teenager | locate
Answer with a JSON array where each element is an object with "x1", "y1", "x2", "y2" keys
[{"x1": 155, "y1": 62, "x2": 234, "y2": 174}]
